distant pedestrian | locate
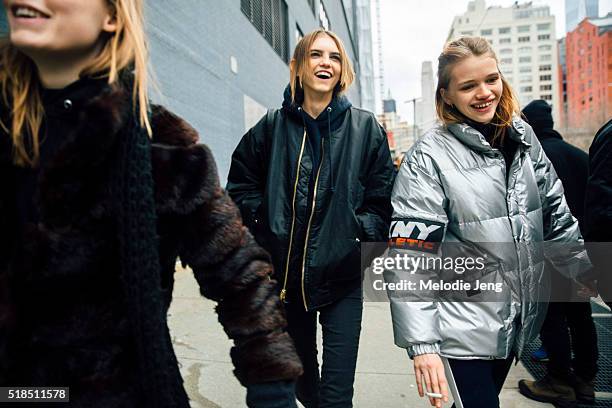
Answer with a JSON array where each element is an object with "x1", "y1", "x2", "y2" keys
[
  {"x1": 386, "y1": 37, "x2": 592, "y2": 408},
  {"x1": 584, "y1": 119, "x2": 612, "y2": 310},
  {"x1": 0, "y1": 0, "x2": 301, "y2": 406},
  {"x1": 227, "y1": 28, "x2": 394, "y2": 407},
  {"x1": 518, "y1": 100, "x2": 598, "y2": 406}
]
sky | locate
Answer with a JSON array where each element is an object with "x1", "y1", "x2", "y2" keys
[{"x1": 375, "y1": 0, "x2": 612, "y2": 121}]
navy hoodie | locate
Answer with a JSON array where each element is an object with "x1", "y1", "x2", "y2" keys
[{"x1": 281, "y1": 85, "x2": 352, "y2": 200}]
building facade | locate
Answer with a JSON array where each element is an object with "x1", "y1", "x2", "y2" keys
[
  {"x1": 0, "y1": 1, "x2": 370, "y2": 182},
  {"x1": 448, "y1": 0, "x2": 560, "y2": 123},
  {"x1": 565, "y1": 14, "x2": 612, "y2": 132},
  {"x1": 565, "y1": 0, "x2": 599, "y2": 33}
]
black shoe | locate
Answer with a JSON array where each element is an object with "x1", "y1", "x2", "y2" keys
[
  {"x1": 570, "y1": 374, "x2": 595, "y2": 404},
  {"x1": 519, "y1": 375, "x2": 576, "y2": 408}
]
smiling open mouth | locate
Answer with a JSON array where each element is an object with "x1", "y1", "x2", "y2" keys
[
  {"x1": 12, "y1": 5, "x2": 50, "y2": 19},
  {"x1": 471, "y1": 100, "x2": 494, "y2": 110},
  {"x1": 315, "y1": 71, "x2": 332, "y2": 79}
]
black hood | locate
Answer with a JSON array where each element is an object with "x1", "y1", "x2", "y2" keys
[
  {"x1": 281, "y1": 84, "x2": 352, "y2": 131},
  {"x1": 522, "y1": 99, "x2": 561, "y2": 141},
  {"x1": 281, "y1": 84, "x2": 352, "y2": 193}
]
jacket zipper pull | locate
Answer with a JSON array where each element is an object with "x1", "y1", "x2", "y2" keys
[{"x1": 280, "y1": 289, "x2": 287, "y2": 302}]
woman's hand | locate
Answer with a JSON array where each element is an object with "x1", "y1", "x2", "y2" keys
[{"x1": 413, "y1": 353, "x2": 449, "y2": 407}]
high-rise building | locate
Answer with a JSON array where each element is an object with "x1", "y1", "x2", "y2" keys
[
  {"x1": 565, "y1": 13, "x2": 612, "y2": 132},
  {"x1": 557, "y1": 38, "x2": 568, "y2": 129},
  {"x1": 447, "y1": 0, "x2": 560, "y2": 123},
  {"x1": 415, "y1": 61, "x2": 437, "y2": 134},
  {"x1": 356, "y1": 0, "x2": 376, "y2": 113},
  {"x1": 0, "y1": 1, "x2": 371, "y2": 182},
  {"x1": 378, "y1": 94, "x2": 415, "y2": 164},
  {"x1": 565, "y1": 0, "x2": 599, "y2": 33}
]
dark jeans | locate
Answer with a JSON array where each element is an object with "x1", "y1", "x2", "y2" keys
[
  {"x1": 284, "y1": 286, "x2": 363, "y2": 408},
  {"x1": 447, "y1": 356, "x2": 514, "y2": 408},
  {"x1": 540, "y1": 301, "x2": 598, "y2": 380}
]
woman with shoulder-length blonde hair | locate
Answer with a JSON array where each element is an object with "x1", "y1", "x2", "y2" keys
[
  {"x1": 0, "y1": 1, "x2": 302, "y2": 406},
  {"x1": 385, "y1": 36, "x2": 591, "y2": 408},
  {"x1": 228, "y1": 28, "x2": 394, "y2": 407}
]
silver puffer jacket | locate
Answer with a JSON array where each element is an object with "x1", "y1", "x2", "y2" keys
[{"x1": 388, "y1": 117, "x2": 590, "y2": 359}]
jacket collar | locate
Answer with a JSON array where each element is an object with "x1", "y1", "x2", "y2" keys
[{"x1": 447, "y1": 116, "x2": 531, "y2": 153}]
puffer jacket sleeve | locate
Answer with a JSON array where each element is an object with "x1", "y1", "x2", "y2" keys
[
  {"x1": 386, "y1": 147, "x2": 448, "y2": 358},
  {"x1": 226, "y1": 114, "x2": 268, "y2": 234},
  {"x1": 356, "y1": 117, "x2": 395, "y2": 242},
  {"x1": 529, "y1": 128, "x2": 591, "y2": 279}
]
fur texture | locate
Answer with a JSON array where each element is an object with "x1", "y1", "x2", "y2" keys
[{"x1": 0, "y1": 86, "x2": 302, "y2": 405}]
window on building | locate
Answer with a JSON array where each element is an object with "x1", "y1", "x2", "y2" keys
[
  {"x1": 537, "y1": 34, "x2": 550, "y2": 40},
  {"x1": 537, "y1": 23, "x2": 551, "y2": 31},
  {"x1": 539, "y1": 54, "x2": 552, "y2": 62},
  {"x1": 541, "y1": 94, "x2": 552, "y2": 101},
  {"x1": 539, "y1": 64, "x2": 552, "y2": 71},
  {"x1": 241, "y1": 0, "x2": 289, "y2": 62},
  {"x1": 499, "y1": 27, "x2": 511, "y2": 34},
  {"x1": 520, "y1": 86, "x2": 533, "y2": 92},
  {"x1": 538, "y1": 44, "x2": 552, "y2": 52},
  {"x1": 318, "y1": 1, "x2": 330, "y2": 30},
  {"x1": 540, "y1": 84, "x2": 552, "y2": 91},
  {"x1": 500, "y1": 48, "x2": 512, "y2": 55},
  {"x1": 518, "y1": 46, "x2": 532, "y2": 53},
  {"x1": 501, "y1": 65, "x2": 513, "y2": 74},
  {"x1": 518, "y1": 36, "x2": 530, "y2": 42},
  {"x1": 519, "y1": 56, "x2": 531, "y2": 63},
  {"x1": 520, "y1": 75, "x2": 532, "y2": 83},
  {"x1": 500, "y1": 38, "x2": 511, "y2": 44},
  {"x1": 480, "y1": 29, "x2": 492, "y2": 36},
  {"x1": 501, "y1": 58, "x2": 513, "y2": 65},
  {"x1": 539, "y1": 74, "x2": 551, "y2": 81},
  {"x1": 460, "y1": 31, "x2": 473, "y2": 36},
  {"x1": 520, "y1": 66, "x2": 532, "y2": 73},
  {"x1": 517, "y1": 25, "x2": 530, "y2": 32}
]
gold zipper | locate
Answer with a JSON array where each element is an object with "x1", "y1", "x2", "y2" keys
[
  {"x1": 300, "y1": 142, "x2": 324, "y2": 311},
  {"x1": 280, "y1": 129, "x2": 307, "y2": 303}
]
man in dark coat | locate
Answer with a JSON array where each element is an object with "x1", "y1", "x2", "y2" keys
[
  {"x1": 584, "y1": 119, "x2": 612, "y2": 309},
  {"x1": 518, "y1": 100, "x2": 598, "y2": 406}
]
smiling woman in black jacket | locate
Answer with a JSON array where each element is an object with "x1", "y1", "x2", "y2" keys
[
  {"x1": 227, "y1": 28, "x2": 394, "y2": 407},
  {"x1": 0, "y1": 0, "x2": 301, "y2": 406}
]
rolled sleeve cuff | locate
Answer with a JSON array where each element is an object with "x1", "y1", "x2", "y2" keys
[{"x1": 407, "y1": 343, "x2": 440, "y2": 358}]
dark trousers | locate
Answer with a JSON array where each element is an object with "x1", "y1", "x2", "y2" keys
[
  {"x1": 541, "y1": 269, "x2": 599, "y2": 381},
  {"x1": 284, "y1": 287, "x2": 363, "y2": 408},
  {"x1": 448, "y1": 356, "x2": 514, "y2": 408},
  {"x1": 540, "y1": 301, "x2": 598, "y2": 380}
]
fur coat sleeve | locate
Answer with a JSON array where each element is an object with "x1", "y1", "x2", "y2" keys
[{"x1": 149, "y1": 106, "x2": 303, "y2": 386}]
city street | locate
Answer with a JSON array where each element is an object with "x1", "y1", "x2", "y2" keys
[{"x1": 169, "y1": 267, "x2": 551, "y2": 408}]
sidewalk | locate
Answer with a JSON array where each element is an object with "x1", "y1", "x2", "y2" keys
[{"x1": 168, "y1": 267, "x2": 551, "y2": 407}]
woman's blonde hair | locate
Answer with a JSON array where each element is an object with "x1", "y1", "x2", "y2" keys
[
  {"x1": 435, "y1": 36, "x2": 519, "y2": 145},
  {"x1": 0, "y1": 0, "x2": 151, "y2": 166},
  {"x1": 289, "y1": 29, "x2": 355, "y2": 104}
]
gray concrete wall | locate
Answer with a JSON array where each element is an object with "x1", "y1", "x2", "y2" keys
[
  {"x1": 0, "y1": 1, "x2": 363, "y2": 182},
  {"x1": 147, "y1": 0, "x2": 361, "y2": 181}
]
